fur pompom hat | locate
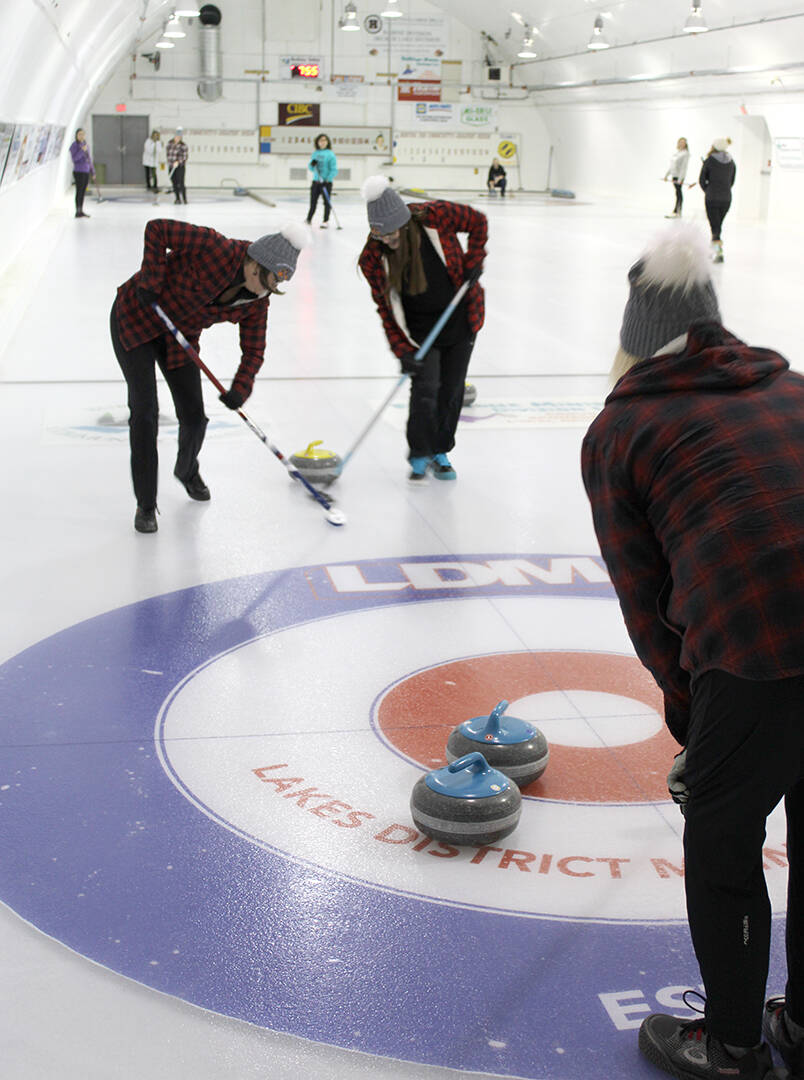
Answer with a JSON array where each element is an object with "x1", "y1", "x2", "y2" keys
[
  {"x1": 247, "y1": 222, "x2": 312, "y2": 282},
  {"x1": 620, "y1": 222, "x2": 720, "y2": 359},
  {"x1": 361, "y1": 175, "x2": 411, "y2": 234}
]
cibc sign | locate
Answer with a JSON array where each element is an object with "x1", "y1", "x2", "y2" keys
[{"x1": 277, "y1": 103, "x2": 321, "y2": 126}]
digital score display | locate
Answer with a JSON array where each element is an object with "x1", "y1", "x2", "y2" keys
[{"x1": 290, "y1": 63, "x2": 320, "y2": 79}]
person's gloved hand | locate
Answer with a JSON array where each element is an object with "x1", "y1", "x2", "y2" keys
[
  {"x1": 464, "y1": 263, "x2": 483, "y2": 286},
  {"x1": 667, "y1": 748, "x2": 689, "y2": 816},
  {"x1": 399, "y1": 351, "x2": 420, "y2": 377},
  {"x1": 219, "y1": 386, "x2": 246, "y2": 410},
  {"x1": 137, "y1": 286, "x2": 159, "y2": 309}
]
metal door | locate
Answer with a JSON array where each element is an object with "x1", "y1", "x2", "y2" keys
[{"x1": 91, "y1": 115, "x2": 150, "y2": 184}]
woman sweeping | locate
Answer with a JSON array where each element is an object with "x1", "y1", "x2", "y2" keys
[{"x1": 358, "y1": 176, "x2": 487, "y2": 484}]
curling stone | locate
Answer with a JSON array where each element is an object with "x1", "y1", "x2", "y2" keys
[
  {"x1": 410, "y1": 751, "x2": 522, "y2": 846},
  {"x1": 446, "y1": 699, "x2": 549, "y2": 788},
  {"x1": 289, "y1": 440, "x2": 342, "y2": 487},
  {"x1": 463, "y1": 382, "x2": 477, "y2": 407}
]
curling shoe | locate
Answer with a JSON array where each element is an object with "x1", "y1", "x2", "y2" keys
[
  {"x1": 408, "y1": 456, "x2": 430, "y2": 485},
  {"x1": 639, "y1": 1014, "x2": 774, "y2": 1080},
  {"x1": 176, "y1": 471, "x2": 210, "y2": 501},
  {"x1": 430, "y1": 453, "x2": 457, "y2": 480},
  {"x1": 763, "y1": 997, "x2": 804, "y2": 1077},
  {"x1": 134, "y1": 507, "x2": 158, "y2": 534}
]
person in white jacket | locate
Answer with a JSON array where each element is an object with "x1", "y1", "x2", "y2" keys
[
  {"x1": 142, "y1": 130, "x2": 164, "y2": 194},
  {"x1": 663, "y1": 137, "x2": 691, "y2": 218}
]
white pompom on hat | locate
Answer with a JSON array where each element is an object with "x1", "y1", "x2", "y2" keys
[
  {"x1": 247, "y1": 222, "x2": 312, "y2": 282},
  {"x1": 361, "y1": 175, "x2": 411, "y2": 233},
  {"x1": 712, "y1": 137, "x2": 730, "y2": 152},
  {"x1": 620, "y1": 222, "x2": 721, "y2": 359}
]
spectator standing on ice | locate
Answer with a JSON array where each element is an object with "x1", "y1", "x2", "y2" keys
[
  {"x1": 167, "y1": 128, "x2": 189, "y2": 204},
  {"x1": 68, "y1": 128, "x2": 94, "y2": 219},
  {"x1": 663, "y1": 136, "x2": 690, "y2": 218}
]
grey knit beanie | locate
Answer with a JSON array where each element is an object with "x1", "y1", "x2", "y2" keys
[
  {"x1": 361, "y1": 175, "x2": 411, "y2": 233},
  {"x1": 247, "y1": 223, "x2": 311, "y2": 283},
  {"x1": 620, "y1": 223, "x2": 720, "y2": 359}
]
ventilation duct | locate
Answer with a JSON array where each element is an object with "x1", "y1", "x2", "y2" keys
[{"x1": 198, "y1": 4, "x2": 222, "y2": 101}]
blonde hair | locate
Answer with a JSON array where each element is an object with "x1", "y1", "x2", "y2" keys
[{"x1": 609, "y1": 346, "x2": 642, "y2": 386}]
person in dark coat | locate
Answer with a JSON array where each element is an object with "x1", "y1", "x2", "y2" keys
[
  {"x1": 699, "y1": 137, "x2": 736, "y2": 263},
  {"x1": 487, "y1": 157, "x2": 507, "y2": 196},
  {"x1": 582, "y1": 221, "x2": 804, "y2": 1080}
]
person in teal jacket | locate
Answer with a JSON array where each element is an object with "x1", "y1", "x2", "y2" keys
[{"x1": 306, "y1": 133, "x2": 338, "y2": 228}]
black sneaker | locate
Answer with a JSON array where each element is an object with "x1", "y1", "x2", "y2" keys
[
  {"x1": 639, "y1": 1014, "x2": 774, "y2": 1080},
  {"x1": 763, "y1": 996, "x2": 804, "y2": 1076},
  {"x1": 134, "y1": 507, "x2": 158, "y2": 533},
  {"x1": 176, "y1": 472, "x2": 210, "y2": 501}
]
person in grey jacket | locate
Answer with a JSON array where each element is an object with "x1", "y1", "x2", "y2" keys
[
  {"x1": 699, "y1": 138, "x2": 736, "y2": 263},
  {"x1": 664, "y1": 137, "x2": 690, "y2": 218}
]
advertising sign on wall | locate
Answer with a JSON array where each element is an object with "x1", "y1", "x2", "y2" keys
[
  {"x1": 398, "y1": 80, "x2": 441, "y2": 102},
  {"x1": 277, "y1": 103, "x2": 321, "y2": 126}
]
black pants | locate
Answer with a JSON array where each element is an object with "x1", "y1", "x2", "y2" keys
[
  {"x1": 406, "y1": 336, "x2": 475, "y2": 460},
  {"x1": 488, "y1": 178, "x2": 506, "y2": 196},
  {"x1": 110, "y1": 302, "x2": 208, "y2": 510},
  {"x1": 683, "y1": 668, "x2": 804, "y2": 1045},
  {"x1": 307, "y1": 181, "x2": 333, "y2": 223},
  {"x1": 74, "y1": 171, "x2": 90, "y2": 214},
  {"x1": 672, "y1": 180, "x2": 683, "y2": 214},
  {"x1": 705, "y1": 198, "x2": 730, "y2": 241},
  {"x1": 145, "y1": 165, "x2": 158, "y2": 191},
  {"x1": 171, "y1": 164, "x2": 187, "y2": 203}
]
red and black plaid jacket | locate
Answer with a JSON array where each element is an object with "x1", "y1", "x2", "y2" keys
[
  {"x1": 115, "y1": 219, "x2": 271, "y2": 400},
  {"x1": 582, "y1": 320, "x2": 804, "y2": 744},
  {"x1": 358, "y1": 200, "x2": 487, "y2": 358}
]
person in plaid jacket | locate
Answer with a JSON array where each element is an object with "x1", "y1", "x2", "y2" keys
[
  {"x1": 166, "y1": 129, "x2": 189, "y2": 204},
  {"x1": 582, "y1": 223, "x2": 804, "y2": 1080},
  {"x1": 358, "y1": 176, "x2": 486, "y2": 483},
  {"x1": 111, "y1": 218, "x2": 309, "y2": 534}
]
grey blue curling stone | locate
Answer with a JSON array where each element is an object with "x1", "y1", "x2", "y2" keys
[
  {"x1": 410, "y1": 751, "x2": 521, "y2": 846},
  {"x1": 446, "y1": 699, "x2": 549, "y2": 788},
  {"x1": 462, "y1": 382, "x2": 477, "y2": 407},
  {"x1": 289, "y1": 440, "x2": 343, "y2": 487}
]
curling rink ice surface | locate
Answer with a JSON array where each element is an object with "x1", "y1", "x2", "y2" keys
[{"x1": 1, "y1": 184, "x2": 802, "y2": 1080}]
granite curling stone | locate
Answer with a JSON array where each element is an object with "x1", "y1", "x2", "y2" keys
[
  {"x1": 289, "y1": 440, "x2": 343, "y2": 487},
  {"x1": 410, "y1": 751, "x2": 522, "y2": 846},
  {"x1": 462, "y1": 382, "x2": 477, "y2": 407},
  {"x1": 446, "y1": 699, "x2": 549, "y2": 788}
]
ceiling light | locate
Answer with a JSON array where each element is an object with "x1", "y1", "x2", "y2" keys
[
  {"x1": 587, "y1": 14, "x2": 610, "y2": 50},
  {"x1": 155, "y1": 40, "x2": 175, "y2": 49},
  {"x1": 340, "y1": 3, "x2": 361, "y2": 29},
  {"x1": 174, "y1": 8, "x2": 200, "y2": 15},
  {"x1": 683, "y1": 0, "x2": 708, "y2": 33},
  {"x1": 517, "y1": 27, "x2": 537, "y2": 59},
  {"x1": 382, "y1": 0, "x2": 403, "y2": 17}
]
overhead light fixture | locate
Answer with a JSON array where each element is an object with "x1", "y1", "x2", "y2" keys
[
  {"x1": 683, "y1": 0, "x2": 708, "y2": 33},
  {"x1": 340, "y1": 1, "x2": 360, "y2": 29},
  {"x1": 155, "y1": 40, "x2": 175, "y2": 49},
  {"x1": 382, "y1": 0, "x2": 403, "y2": 17},
  {"x1": 163, "y1": 13, "x2": 186, "y2": 37},
  {"x1": 174, "y1": 8, "x2": 200, "y2": 15},
  {"x1": 587, "y1": 14, "x2": 610, "y2": 50},
  {"x1": 517, "y1": 27, "x2": 537, "y2": 59}
]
